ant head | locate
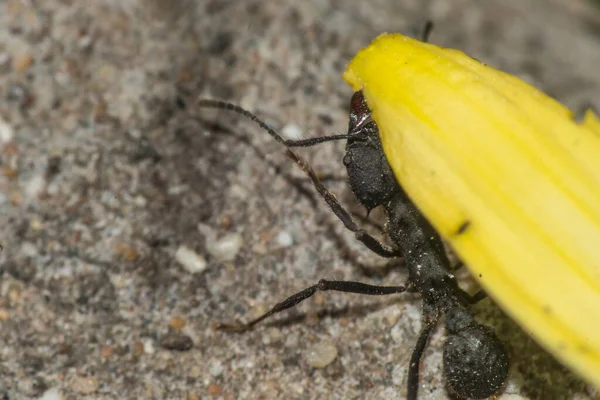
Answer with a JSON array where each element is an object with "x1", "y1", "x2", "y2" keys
[
  {"x1": 443, "y1": 307, "x2": 508, "y2": 399},
  {"x1": 343, "y1": 91, "x2": 398, "y2": 212}
]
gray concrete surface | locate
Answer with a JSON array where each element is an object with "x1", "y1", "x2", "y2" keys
[{"x1": 2, "y1": 0, "x2": 600, "y2": 399}]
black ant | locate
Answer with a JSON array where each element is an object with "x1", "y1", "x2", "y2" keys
[{"x1": 198, "y1": 23, "x2": 508, "y2": 400}]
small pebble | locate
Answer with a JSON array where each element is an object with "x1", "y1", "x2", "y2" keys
[
  {"x1": 21, "y1": 241, "x2": 38, "y2": 257},
  {"x1": 25, "y1": 174, "x2": 46, "y2": 200},
  {"x1": 160, "y1": 333, "x2": 193, "y2": 351},
  {"x1": 219, "y1": 215, "x2": 232, "y2": 229},
  {"x1": 207, "y1": 384, "x2": 222, "y2": 396},
  {"x1": 38, "y1": 388, "x2": 64, "y2": 400},
  {"x1": 168, "y1": 184, "x2": 189, "y2": 195},
  {"x1": 30, "y1": 218, "x2": 43, "y2": 231},
  {"x1": 209, "y1": 360, "x2": 224, "y2": 377},
  {"x1": 209, "y1": 234, "x2": 243, "y2": 261},
  {"x1": 0, "y1": 117, "x2": 14, "y2": 143},
  {"x1": 497, "y1": 395, "x2": 531, "y2": 400},
  {"x1": 0, "y1": 52, "x2": 9, "y2": 69},
  {"x1": 0, "y1": 309, "x2": 9, "y2": 321},
  {"x1": 68, "y1": 376, "x2": 99, "y2": 394},
  {"x1": 17, "y1": 376, "x2": 46, "y2": 396},
  {"x1": 282, "y1": 123, "x2": 302, "y2": 140},
  {"x1": 168, "y1": 316, "x2": 186, "y2": 330},
  {"x1": 100, "y1": 345, "x2": 112, "y2": 358},
  {"x1": 392, "y1": 364, "x2": 408, "y2": 387},
  {"x1": 187, "y1": 365, "x2": 202, "y2": 378},
  {"x1": 305, "y1": 341, "x2": 338, "y2": 368},
  {"x1": 8, "y1": 286, "x2": 22, "y2": 304},
  {"x1": 175, "y1": 245, "x2": 207, "y2": 274},
  {"x1": 115, "y1": 243, "x2": 138, "y2": 261},
  {"x1": 275, "y1": 230, "x2": 293, "y2": 247},
  {"x1": 132, "y1": 341, "x2": 144, "y2": 356},
  {"x1": 267, "y1": 327, "x2": 282, "y2": 341},
  {"x1": 134, "y1": 195, "x2": 147, "y2": 207},
  {"x1": 78, "y1": 35, "x2": 93, "y2": 51},
  {"x1": 384, "y1": 310, "x2": 401, "y2": 326},
  {"x1": 6, "y1": 83, "x2": 31, "y2": 108},
  {"x1": 2, "y1": 166, "x2": 17, "y2": 179},
  {"x1": 12, "y1": 53, "x2": 33, "y2": 72},
  {"x1": 143, "y1": 338, "x2": 155, "y2": 354}
]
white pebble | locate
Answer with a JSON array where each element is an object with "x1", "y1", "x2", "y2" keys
[
  {"x1": 21, "y1": 242, "x2": 38, "y2": 257},
  {"x1": 143, "y1": 338, "x2": 155, "y2": 354},
  {"x1": 499, "y1": 371, "x2": 526, "y2": 396},
  {"x1": 305, "y1": 341, "x2": 338, "y2": 368},
  {"x1": 228, "y1": 183, "x2": 249, "y2": 200},
  {"x1": 282, "y1": 123, "x2": 302, "y2": 140},
  {"x1": 497, "y1": 395, "x2": 531, "y2": 400},
  {"x1": 78, "y1": 35, "x2": 93, "y2": 50},
  {"x1": 133, "y1": 195, "x2": 147, "y2": 207},
  {"x1": 37, "y1": 388, "x2": 64, "y2": 400},
  {"x1": 209, "y1": 359, "x2": 224, "y2": 377},
  {"x1": 207, "y1": 234, "x2": 243, "y2": 261},
  {"x1": 25, "y1": 174, "x2": 46, "y2": 200},
  {"x1": 0, "y1": 117, "x2": 14, "y2": 143},
  {"x1": 392, "y1": 364, "x2": 407, "y2": 387},
  {"x1": 0, "y1": 52, "x2": 9, "y2": 67},
  {"x1": 198, "y1": 223, "x2": 243, "y2": 261},
  {"x1": 167, "y1": 184, "x2": 189, "y2": 195},
  {"x1": 275, "y1": 231, "x2": 293, "y2": 247},
  {"x1": 175, "y1": 245, "x2": 207, "y2": 274}
]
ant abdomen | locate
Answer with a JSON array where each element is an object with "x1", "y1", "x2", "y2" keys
[{"x1": 443, "y1": 307, "x2": 509, "y2": 399}]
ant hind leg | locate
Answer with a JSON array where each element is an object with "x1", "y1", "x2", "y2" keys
[{"x1": 217, "y1": 279, "x2": 406, "y2": 332}]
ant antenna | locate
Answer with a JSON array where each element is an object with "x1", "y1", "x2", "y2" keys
[
  {"x1": 421, "y1": 20, "x2": 434, "y2": 43},
  {"x1": 198, "y1": 99, "x2": 352, "y2": 147}
]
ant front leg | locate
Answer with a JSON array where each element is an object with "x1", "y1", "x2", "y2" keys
[
  {"x1": 216, "y1": 279, "x2": 406, "y2": 332},
  {"x1": 286, "y1": 150, "x2": 401, "y2": 258}
]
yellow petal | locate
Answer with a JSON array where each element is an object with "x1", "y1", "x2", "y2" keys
[
  {"x1": 583, "y1": 109, "x2": 600, "y2": 137},
  {"x1": 344, "y1": 33, "x2": 600, "y2": 388}
]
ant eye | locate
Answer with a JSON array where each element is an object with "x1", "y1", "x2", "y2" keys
[{"x1": 443, "y1": 308, "x2": 508, "y2": 399}]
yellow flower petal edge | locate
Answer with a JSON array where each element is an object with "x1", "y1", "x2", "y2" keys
[
  {"x1": 584, "y1": 109, "x2": 600, "y2": 137},
  {"x1": 344, "y1": 33, "x2": 600, "y2": 388}
]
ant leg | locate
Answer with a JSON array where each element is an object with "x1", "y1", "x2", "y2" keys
[
  {"x1": 469, "y1": 290, "x2": 487, "y2": 304},
  {"x1": 459, "y1": 289, "x2": 488, "y2": 305},
  {"x1": 450, "y1": 260, "x2": 464, "y2": 271},
  {"x1": 197, "y1": 101, "x2": 397, "y2": 257},
  {"x1": 286, "y1": 149, "x2": 401, "y2": 258},
  {"x1": 217, "y1": 279, "x2": 406, "y2": 332},
  {"x1": 407, "y1": 323, "x2": 435, "y2": 400}
]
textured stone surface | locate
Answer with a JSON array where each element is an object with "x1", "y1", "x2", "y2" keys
[{"x1": 1, "y1": 0, "x2": 600, "y2": 399}]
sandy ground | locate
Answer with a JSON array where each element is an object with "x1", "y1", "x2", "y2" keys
[{"x1": 2, "y1": 0, "x2": 600, "y2": 399}]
